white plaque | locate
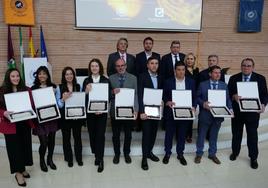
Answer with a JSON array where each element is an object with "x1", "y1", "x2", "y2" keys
[{"x1": 87, "y1": 83, "x2": 109, "y2": 113}]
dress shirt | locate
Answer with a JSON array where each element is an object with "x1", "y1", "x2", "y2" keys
[{"x1": 176, "y1": 77, "x2": 186, "y2": 90}]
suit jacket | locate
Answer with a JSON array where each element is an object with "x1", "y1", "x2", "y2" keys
[
  {"x1": 197, "y1": 80, "x2": 232, "y2": 123},
  {"x1": 107, "y1": 52, "x2": 136, "y2": 76},
  {"x1": 160, "y1": 52, "x2": 186, "y2": 79},
  {"x1": 198, "y1": 68, "x2": 225, "y2": 86},
  {"x1": 109, "y1": 72, "x2": 139, "y2": 118},
  {"x1": 163, "y1": 76, "x2": 197, "y2": 120},
  {"x1": 228, "y1": 72, "x2": 268, "y2": 114},
  {"x1": 138, "y1": 72, "x2": 163, "y2": 113},
  {"x1": 135, "y1": 51, "x2": 161, "y2": 75}
]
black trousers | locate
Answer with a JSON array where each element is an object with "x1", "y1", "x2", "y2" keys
[
  {"x1": 4, "y1": 122, "x2": 33, "y2": 174},
  {"x1": 231, "y1": 112, "x2": 260, "y2": 160},
  {"x1": 186, "y1": 120, "x2": 193, "y2": 138},
  {"x1": 86, "y1": 113, "x2": 107, "y2": 162},
  {"x1": 111, "y1": 119, "x2": 133, "y2": 156},
  {"x1": 61, "y1": 119, "x2": 83, "y2": 162},
  {"x1": 142, "y1": 119, "x2": 158, "y2": 158}
]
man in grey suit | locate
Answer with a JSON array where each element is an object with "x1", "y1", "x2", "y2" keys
[
  {"x1": 107, "y1": 37, "x2": 136, "y2": 76},
  {"x1": 195, "y1": 65, "x2": 233, "y2": 165},
  {"x1": 109, "y1": 58, "x2": 139, "y2": 165}
]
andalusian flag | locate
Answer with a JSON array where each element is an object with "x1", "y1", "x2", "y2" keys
[
  {"x1": 28, "y1": 26, "x2": 35, "y2": 57},
  {"x1": 19, "y1": 27, "x2": 25, "y2": 81},
  {"x1": 40, "y1": 25, "x2": 48, "y2": 61},
  {"x1": 7, "y1": 25, "x2": 16, "y2": 69}
]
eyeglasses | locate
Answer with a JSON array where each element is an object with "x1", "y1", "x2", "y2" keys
[{"x1": 241, "y1": 64, "x2": 253, "y2": 68}]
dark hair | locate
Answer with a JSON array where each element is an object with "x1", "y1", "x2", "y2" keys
[
  {"x1": 209, "y1": 65, "x2": 221, "y2": 73},
  {"x1": 143, "y1": 37, "x2": 154, "y2": 44},
  {"x1": 175, "y1": 61, "x2": 186, "y2": 69},
  {"x1": 170, "y1": 40, "x2": 181, "y2": 48},
  {"x1": 33, "y1": 66, "x2": 55, "y2": 88},
  {"x1": 61, "y1": 66, "x2": 77, "y2": 85},
  {"x1": 147, "y1": 56, "x2": 159, "y2": 64},
  {"x1": 241, "y1": 58, "x2": 255, "y2": 66},
  {"x1": 117, "y1": 37, "x2": 128, "y2": 48},
  {"x1": 88, "y1": 58, "x2": 104, "y2": 76},
  {"x1": 1, "y1": 68, "x2": 26, "y2": 93},
  {"x1": 208, "y1": 54, "x2": 219, "y2": 61}
]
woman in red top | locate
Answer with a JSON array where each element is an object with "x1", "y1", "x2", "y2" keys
[{"x1": 0, "y1": 68, "x2": 35, "y2": 187}]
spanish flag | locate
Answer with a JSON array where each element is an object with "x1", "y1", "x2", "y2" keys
[
  {"x1": 28, "y1": 27, "x2": 36, "y2": 57},
  {"x1": 3, "y1": 0, "x2": 35, "y2": 26}
]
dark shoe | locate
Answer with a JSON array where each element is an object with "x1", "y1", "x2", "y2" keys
[
  {"x1": 194, "y1": 156, "x2": 202, "y2": 164},
  {"x1": 77, "y1": 161, "x2": 83, "y2": 166},
  {"x1": 162, "y1": 155, "x2": 170, "y2": 164},
  {"x1": 149, "y1": 153, "x2": 159, "y2": 162},
  {"x1": 124, "y1": 154, "x2": 132, "y2": 164},
  {"x1": 229, "y1": 153, "x2": 237, "y2": 161},
  {"x1": 40, "y1": 159, "x2": 48, "y2": 172},
  {"x1": 186, "y1": 137, "x2": 192, "y2": 143},
  {"x1": 141, "y1": 158, "x2": 149, "y2": 170},
  {"x1": 250, "y1": 159, "x2": 258, "y2": 169},
  {"x1": 68, "y1": 161, "x2": 73, "y2": 167},
  {"x1": 208, "y1": 156, "x2": 221, "y2": 164},
  {"x1": 94, "y1": 159, "x2": 100, "y2": 166},
  {"x1": 97, "y1": 161, "x2": 104, "y2": 173},
  {"x1": 47, "y1": 158, "x2": 57, "y2": 170},
  {"x1": 15, "y1": 174, "x2": 26, "y2": 187},
  {"x1": 177, "y1": 155, "x2": 187, "y2": 166},
  {"x1": 22, "y1": 171, "x2": 30, "y2": 178},
  {"x1": 113, "y1": 155, "x2": 120, "y2": 164}
]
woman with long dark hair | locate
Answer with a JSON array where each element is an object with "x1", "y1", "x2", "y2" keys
[
  {"x1": 56, "y1": 66, "x2": 84, "y2": 167},
  {"x1": 0, "y1": 68, "x2": 34, "y2": 186},
  {"x1": 82, "y1": 58, "x2": 110, "y2": 173},
  {"x1": 31, "y1": 66, "x2": 58, "y2": 172}
]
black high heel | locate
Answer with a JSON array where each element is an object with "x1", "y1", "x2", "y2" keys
[
  {"x1": 97, "y1": 161, "x2": 104, "y2": 173},
  {"x1": 15, "y1": 174, "x2": 26, "y2": 187},
  {"x1": 47, "y1": 157, "x2": 57, "y2": 170}
]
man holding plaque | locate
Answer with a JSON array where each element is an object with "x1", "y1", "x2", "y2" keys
[
  {"x1": 195, "y1": 65, "x2": 232, "y2": 165},
  {"x1": 138, "y1": 56, "x2": 163, "y2": 170},
  {"x1": 228, "y1": 58, "x2": 268, "y2": 169},
  {"x1": 162, "y1": 61, "x2": 196, "y2": 166},
  {"x1": 109, "y1": 58, "x2": 139, "y2": 164}
]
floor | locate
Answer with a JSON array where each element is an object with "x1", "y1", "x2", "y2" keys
[{"x1": 0, "y1": 141, "x2": 268, "y2": 188}]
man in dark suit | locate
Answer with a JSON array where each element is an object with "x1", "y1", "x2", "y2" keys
[
  {"x1": 198, "y1": 55, "x2": 225, "y2": 85},
  {"x1": 138, "y1": 57, "x2": 163, "y2": 170},
  {"x1": 136, "y1": 37, "x2": 161, "y2": 75},
  {"x1": 107, "y1": 37, "x2": 136, "y2": 76},
  {"x1": 109, "y1": 59, "x2": 139, "y2": 165},
  {"x1": 195, "y1": 65, "x2": 232, "y2": 165},
  {"x1": 162, "y1": 61, "x2": 197, "y2": 166},
  {"x1": 228, "y1": 58, "x2": 268, "y2": 169},
  {"x1": 160, "y1": 40, "x2": 186, "y2": 80}
]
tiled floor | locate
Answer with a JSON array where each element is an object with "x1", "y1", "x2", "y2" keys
[{"x1": 0, "y1": 141, "x2": 268, "y2": 188}]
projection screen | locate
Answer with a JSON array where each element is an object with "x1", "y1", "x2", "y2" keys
[{"x1": 75, "y1": 0, "x2": 203, "y2": 32}]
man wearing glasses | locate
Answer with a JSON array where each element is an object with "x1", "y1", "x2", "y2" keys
[{"x1": 228, "y1": 58, "x2": 268, "y2": 169}]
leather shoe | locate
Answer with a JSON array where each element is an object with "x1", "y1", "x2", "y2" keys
[
  {"x1": 68, "y1": 161, "x2": 73, "y2": 167},
  {"x1": 162, "y1": 155, "x2": 170, "y2": 164},
  {"x1": 98, "y1": 161, "x2": 104, "y2": 173},
  {"x1": 229, "y1": 153, "x2": 237, "y2": 161},
  {"x1": 186, "y1": 137, "x2": 192, "y2": 143},
  {"x1": 250, "y1": 159, "x2": 258, "y2": 169},
  {"x1": 77, "y1": 161, "x2": 83, "y2": 166},
  {"x1": 15, "y1": 174, "x2": 26, "y2": 187},
  {"x1": 40, "y1": 159, "x2": 48, "y2": 172},
  {"x1": 149, "y1": 153, "x2": 159, "y2": 162},
  {"x1": 113, "y1": 155, "x2": 120, "y2": 164},
  {"x1": 124, "y1": 155, "x2": 132, "y2": 164},
  {"x1": 194, "y1": 156, "x2": 202, "y2": 164},
  {"x1": 177, "y1": 155, "x2": 187, "y2": 166},
  {"x1": 141, "y1": 158, "x2": 149, "y2": 170},
  {"x1": 208, "y1": 156, "x2": 221, "y2": 164},
  {"x1": 47, "y1": 158, "x2": 57, "y2": 170}
]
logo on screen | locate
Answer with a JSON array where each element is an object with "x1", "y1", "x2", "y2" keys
[{"x1": 155, "y1": 8, "x2": 164, "y2": 17}]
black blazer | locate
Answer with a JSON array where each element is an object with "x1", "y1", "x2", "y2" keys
[
  {"x1": 228, "y1": 72, "x2": 268, "y2": 113},
  {"x1": 135, "y1": 51, "x2": 161, "y2": 75},
  {"x1": 160, "y1": 53, "x2": 185, "y2": 79},
  {"x1": 107, "y1": 52, "x2": 136, "y2": 76},
  {"x1": 138, "y1": 72, "x2": 163, "y2": 113},
  {"x1": 197, "y1": 68, "x2": 225, "y2": 86}
]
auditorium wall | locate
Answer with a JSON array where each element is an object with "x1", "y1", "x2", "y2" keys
[{"x1": 0, "y1": 0, "x2": 267, "y2": 84}]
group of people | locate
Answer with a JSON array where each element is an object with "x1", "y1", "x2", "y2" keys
[{"x1": 0, "y1": 37, "x2": 267, "y2": 187}]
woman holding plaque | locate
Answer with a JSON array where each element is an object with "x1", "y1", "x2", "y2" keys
[
  {"x1": 31, "y1": 66, "x2": 58, "y2": 172},
  {"x1": 184, "y1": 53, "x2": 199, "y2": 143},
  {"x1": 0, "y1": 68, "x2": 34, "y2": 187},
  {"x1": 56, "y1": 66, "x2": 84, "y2": 167},
  {"x1": 82, "y1": 58, "x2": 110, "y2": 173}
]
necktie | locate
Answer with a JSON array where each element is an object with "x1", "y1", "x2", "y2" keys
[
  {"x1": 119, "y1": 75, "x2": 125, "y2": 88},
  {"x1": 174, "y1": 54, "x2": 178, "y2": 63},
  {"x1": 121, "y1": 54, "x2": 125, "y2": 62},
  {"x1": 244, "y1": 75, "x2": 249, "y2": 82},
  {"x1": 212, "y1": 82, "x2": 217, "y2": 90}
]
